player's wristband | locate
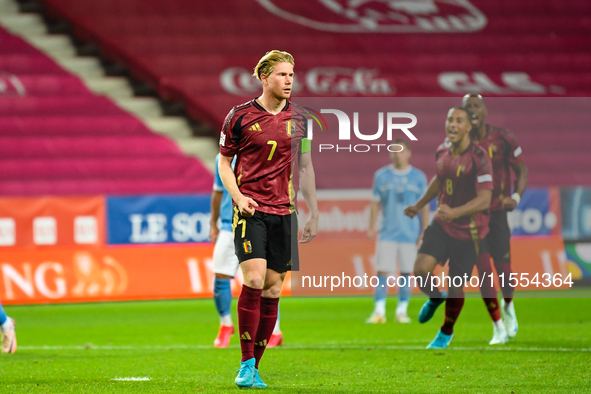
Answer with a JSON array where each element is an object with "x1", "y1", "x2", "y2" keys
[{"x1": 511, "y1": 193, "x2": 521, "y2": 205}]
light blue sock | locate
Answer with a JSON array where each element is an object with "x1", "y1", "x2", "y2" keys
[
  {"x1": 213, "y1": 278, "x2": 232, "y2": 319},
  {"x1": 398, "y1": 274, "x2": 412, "y2": 302},
  {"x1": 0, "y1": 303, "x2": 7, "y2": 325},
  {"x1": 375, "y1": 274, "x2": 388, "y2": 301}
]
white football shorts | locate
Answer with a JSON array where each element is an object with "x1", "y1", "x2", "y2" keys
[
  {"x1": 213, "y1": 230, "x2": 240, "y2": 277},
  {"x1": 375, "y1": 241, "x2": 417, "y2": 274}
]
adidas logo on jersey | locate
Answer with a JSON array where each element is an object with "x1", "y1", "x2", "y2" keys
[{"x1": 248, "y1": 123, "x2": 262, "y2": 131}]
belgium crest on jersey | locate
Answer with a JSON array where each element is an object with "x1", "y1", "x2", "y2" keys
[
  {"x1": 456, "y1": 165, "x2": 466, "y2": 177},
  {"x1": 286, "y1": 119, "x2": 295, "y2": 136},
  {"x1": 488, "y1": 145, "x2": 497, "y2": 159},
  {"x1": 243, "y1": 240, "x2": 252, "y2": 254}
]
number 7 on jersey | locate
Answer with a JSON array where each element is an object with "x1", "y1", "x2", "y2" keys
[{"x1": 267, "y1": 140, "x2": 277, "y2": 160}]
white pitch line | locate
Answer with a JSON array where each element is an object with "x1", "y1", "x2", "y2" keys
[
  {"x1": 17, "y1": 344, "x2": 591, "y2": 352},
  {"x1": 19, "y1": 345, "x2": 212, "y2": 350},
  {"x1": 111, "y1": 377, "x2": 151, "y2": 381},
  {"x1": 285, "y1": 345, "x2": 591, "y2": 353}
]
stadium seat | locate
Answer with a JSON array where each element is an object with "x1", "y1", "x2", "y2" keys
[
  {"x1": 36, "y1": 0, "x2": 591, "y2": 187},
  {"x1": 0, "y1": 25, "x2": 212, "y2": 196}
]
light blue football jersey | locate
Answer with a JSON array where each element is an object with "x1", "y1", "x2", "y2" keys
[
  {"x1": 372, "y1": 165, "x2": 427, "y2": 243},
  {"x1": 213, "y1": 154, "x2": 236, "y2": 232}
]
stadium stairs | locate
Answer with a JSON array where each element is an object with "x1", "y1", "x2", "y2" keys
[{"x1": 0, "y1": 0, "x2": 215, "y2": 196}]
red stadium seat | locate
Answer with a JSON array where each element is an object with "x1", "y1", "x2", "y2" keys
[
  {"x1": 35, "y1": 0, "x2": 591, "y2": 187},
  {"x1": 0, "y1": 26, "x2": 212, "y2": 196}
]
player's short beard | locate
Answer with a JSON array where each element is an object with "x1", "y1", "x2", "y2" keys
[{"x1": 272, "y1": 86, "x2": 289, "y2": 100}]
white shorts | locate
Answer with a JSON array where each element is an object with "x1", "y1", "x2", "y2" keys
[
  {"x1": 213, "y1": 230, "x2": 240, "y2": 277},
  {"x1": 375, "y1": 241, "x2": 417, "y2": 274}
]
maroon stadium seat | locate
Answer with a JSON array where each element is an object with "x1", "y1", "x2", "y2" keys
[
  {"x1": 36, "y1": 0, "x2": 591, "y2": 188},
  {"x1": 0, "y1": 26, "x2": 212, "y2": 196}
]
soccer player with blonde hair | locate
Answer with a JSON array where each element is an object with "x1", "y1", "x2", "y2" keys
[{"x1": 218, "y1": 50, "x2": 318, "y2": 388}]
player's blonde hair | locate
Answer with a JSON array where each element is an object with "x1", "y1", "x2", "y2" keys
[{"x1": 253, "y1": 50, "x2": 295, "y2": 81}]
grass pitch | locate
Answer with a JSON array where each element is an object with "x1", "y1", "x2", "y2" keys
[{"x1": 1, "y1": 290, "x2": 591, "y2": 393}]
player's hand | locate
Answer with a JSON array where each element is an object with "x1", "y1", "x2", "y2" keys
[
  {"x1": 404, "y1": 205, "x2": 420, "y2": 218},
  {"x1": 237, "y1": 196, "x2": 258, "y2": 217},
  {"x1": 367, "y1": 228, "x2": 377, "y2": 242},
  {"x1": 299, "y1": 216, "x2": 318, "y2": 243},
  {"x1": 438, "y1": 204, "x2": 456, "y2": 221},
  {"x1": 502, "y1": 196, "x2": 518, "y2": 212},
  {"x1": 210, "y1": 222, "x2": 219, "y2": 244}
]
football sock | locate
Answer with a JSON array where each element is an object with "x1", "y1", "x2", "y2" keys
[
  {"x1": 221, "y1": 314, "x2": 232, "y2": 327},
  {"x1": 504, "y1": 299, "x2": 516, "y2": 315},
  {"x1": 441, "y1": 296, "x2": 465, "y2": 335},
  {"x1": 213, "y1": 277, "x2": 233, "y2": 326},
  {"x1": 273, "y1": 307, "x2": 281, "y2": 334},
  {"x1": 237, "y1": 285, "x2": 262, "y2": 362},
  {"x1": 476, "y1": 253, "x2": 497, "y2": 299},
  {"x1": 375, "y1": 275, "x2": 388, "y2": 299},
  {"x1": 494, "y1": 261, "x2": 514, "y2": 303},
  {"x1": 374, "y1": 299, "x2": 386, "y2": 316},
  {"x1": 483, "y1": 298, "x2": 502, "y2": 323},
  {"x1": 254, "y1": 297, "x2": 279, "y2": 368},
  {"x1": 374, "y1": 275, "x2": 388, "y2": 315},
  {"x1": 0, "y1": 303, "x2": 7, "y2": 326},
  {"x1": 0, "y1": 318, "x2": 12, "y2": 332},
  {"x1": 398, "y1": 273, "x2": 412, "y2": 303},
  {"x1": 493, "y1": 318, "x2": 506, "y2": 331},
  {"x1": 476, "y1": 253, "x2": 502, "y2": 322},
  {"x1": 396, "y1": 300, "x2": 409, "y2": 316},
  {"x1": 416, "y1": 274, "x2": 443, "y2": 300}
]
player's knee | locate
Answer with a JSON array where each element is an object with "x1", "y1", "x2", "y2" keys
[
  {"x1": 262, "y1": 286, "x2": 282, "y2": 298},
  {"x1": 244, "y1": 275, "x2": 265, "y2": 289},
  {"x1": 413, "y1": 265, "x2": 429, "y2": 278},
  {"x1": 262, "y1": 277, "x2": 284, "y2": 297}
]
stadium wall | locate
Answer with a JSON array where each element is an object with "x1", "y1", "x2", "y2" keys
[{"x1": 0, "y1": 188, "x2": 588, "y2": 304}]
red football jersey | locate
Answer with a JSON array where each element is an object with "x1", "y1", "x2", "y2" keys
[
  {"x1": 434, "y1": 141, "x2": 493, "y2": 241},
  {"x1": 219, "y1": 99, "x2": 308, "y2": 216},
  {"x1": 473, "y1": 125, "x2": 524, "y2": 212}
]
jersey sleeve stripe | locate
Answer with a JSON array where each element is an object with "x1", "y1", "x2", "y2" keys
[
  {"x1": 477, "y1": 174, "x2": 493, "y2": 183},
  {"x1": 514, "y1": 146, "x2": 523, "y2": 157},
  {"x1": 231, "y1": 113, "x2": 248, "y2": 143}
]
